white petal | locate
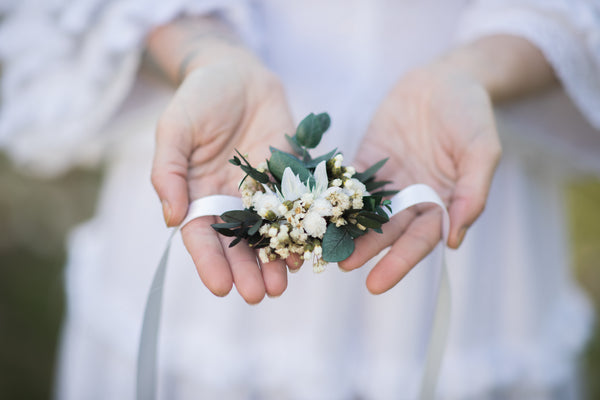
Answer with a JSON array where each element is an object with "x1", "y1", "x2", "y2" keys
[
  {"x1": 281, "y1": 167, "x2": 307, "y2": 201},
  {"x1": 313, "y1": 160, "x2": 329, "y2": 197}
]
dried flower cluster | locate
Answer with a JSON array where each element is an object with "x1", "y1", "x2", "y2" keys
[{"x1": 212, "y1": 113, "x2": 397, "y2": 272}]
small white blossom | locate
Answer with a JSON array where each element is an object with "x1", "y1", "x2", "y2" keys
[
  {"x1": 259, "y1": 224, "x2": 270, "y2": 235},
  {"x1": 256, "y1": 161, "x2": 268, "y2": 172},
  {"x1": 352, "y1": 197, "x2": 364, "y2": 209},
  {"x1": 259, "y1": 248, "x2": 270, "y2": 264},
  {"x1": 313, "y1": 258, "x2": 327, "y2": 273},
  {"x1": 290, "y1": 227, "x2": 308, "y2": 244},
  {"x1": 275, "y1": 247, "x2": 290, "y2": 258},
  {"x1": 333, "y1": 154, "x2": 343, "y2": 169},
  {"x1": 310, "y1": 198, "x2": 333, "y2": 217},
  {"x1": 254, "y1": 192, "x2": 284, "y2": 219},
  {"x1": 313, "y1": 245, "x2": 323, "y2": 258},
  {"x1": 331, "y1": 178, "x2": 342, "y2": 187},
  {"x1": 302, "y1": 211, "x2": 327, "y2": 238},
  {"x1": 268, "y1": 227, "x2": 278, "y2": 237}
]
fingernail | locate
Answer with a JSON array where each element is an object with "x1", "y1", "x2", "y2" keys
[
  {"x1": 162, "y1": 200, "x2": 171, "y2": 226},
  {"x1": 289, "y1": 267, "x2": 300, "y2": 274},
  {"x1": 456, "y1": 227, "x2": 467, "y2": 247},
  {"x1": 267, "y1": 293, "x2": 281, "y2": 299},
  {"x1": 338, "y1": 265, "x2": 350, "y2": 273}
]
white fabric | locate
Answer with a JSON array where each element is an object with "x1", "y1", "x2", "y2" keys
[
  {"x1": 1, "y1": 0, "x2": 599, "y2": 399},
  {"x1": 0, "y1": 0, "x2": 260, "y2": 175}
]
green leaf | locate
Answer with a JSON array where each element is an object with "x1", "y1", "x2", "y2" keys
[
  {"x1": 342, "y1": 223, "x2": 367, "y2": 239},
  {"x1": 220, "y1": 210, "x2": 261, "y2": 224},
  {"x1": 210, "y1": 226, "x2": 237, "y2": 237},
  {"x1": 285, "y1": 134, "x2": 305, "y2": 155},
  {"x1": 303, "y1": 148, "x2": 338, "y2": 168},
  {"x1": 370, "y1": 190, "x2": 399, "y2": 198},
  {"x1": 248, "y1": 220, "x2": 263, "y2": 236},
  {"x1": 240, "y1": 164, "x2": 270, "y2": 184},
  {"x1": 356, "y1": 211, "x2": 389, "y2": 229},
  {"x1": 268, "y1": 148, "x2": 313, "y2": 184},
  {"x1": 365, "y1": 179, "x2": 392, "y2": 192},
  {"x1": 295, "y1": 113, "x2": 331, "y2": 149},
  {"x1": 322, "y1": 223, "x2": 355, "y2": 262},
  {"x1": 229, "y1": 237, "x2": 242, "y2": 247},
  {"x1": 354, "y1": 158, "x2": 388, "y2": 182}
]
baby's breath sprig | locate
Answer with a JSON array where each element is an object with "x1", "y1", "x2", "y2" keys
[{"x1": 211, "y1": 112, "x2": 398, "y2": 272}]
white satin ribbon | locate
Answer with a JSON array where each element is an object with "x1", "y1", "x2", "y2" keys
[{"x1": 136, "y1": 184, "x2": 450, "y2": 400}]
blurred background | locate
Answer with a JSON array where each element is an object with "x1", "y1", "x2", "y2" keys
[{"x1": 0, "y1": 154, "x2": 599, "y2": 399}]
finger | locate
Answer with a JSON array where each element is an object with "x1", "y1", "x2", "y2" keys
[
  {"x1": 260, "y1": 258, "x2": 288, "y2": 298},
  {"x1": 286, "y1": 253, "x2": 303, "y2": 272},
  {"x1": 366, "y1": 208, "x2": 442, "y2": 294},
  {"x1": 338, "y1": 208, "x2": 417, "y2": 271},
  {"x1": 151, "y1": 114, "x2": 192, "y2": 227},
  {"x1": 448, "y1": 136, "x2": 501, "y2": 248},
  {"x1": 181, "y1": 217, "x2": 233, "y2": 297},
  {"x1": 219, "y1": 235, "x2": 266, "y2": 304}
]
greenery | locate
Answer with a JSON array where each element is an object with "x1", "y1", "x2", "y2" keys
[{"x1": 212, "y1": 112, "x2": 397, "y2": 265}]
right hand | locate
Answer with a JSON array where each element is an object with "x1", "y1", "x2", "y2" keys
[{"x1": 151, "y1": 52, "x2": 296, "y2": 304}]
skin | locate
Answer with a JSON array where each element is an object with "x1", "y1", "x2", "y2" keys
[{"x1": 147, "y1": 17, "x2": 557, "y2": 301}]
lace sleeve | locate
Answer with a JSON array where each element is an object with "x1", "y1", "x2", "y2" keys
[
  {"x1": 457, "y1": 0, "x2": 600, "y2": 130},
  {"x1": 0, "y1": 0, "x2": 260, "y2": 175}
]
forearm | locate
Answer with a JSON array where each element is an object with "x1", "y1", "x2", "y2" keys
[
  {"x1": 144, "y1": 16, "x2": 255, "y2": 85},
  {"x1": 434, "y1": 34, "x2": 558, "y2": 103}
]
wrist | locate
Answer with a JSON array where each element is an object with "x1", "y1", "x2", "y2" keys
[
  {"x1": 430, "y1": 35, "x2": 557, "y2": 103},
  {"x1": 146, "y1": 16, "x2": 260, "y2": 85}
]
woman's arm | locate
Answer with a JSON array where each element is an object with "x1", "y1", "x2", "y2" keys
[
  {"x1": 146, "y1": 16, "x2": 296, "y2": 303},
  {"x1": 340, "y1": 34, "x2": 557, "y2": 293},
  {"x1": 435, "y1": 34, "x2": 557, "y2": 103}
]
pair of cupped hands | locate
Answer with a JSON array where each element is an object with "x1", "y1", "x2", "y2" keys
[{"x1": 150, "y1": 51, "x2": 501, "y2": 304}]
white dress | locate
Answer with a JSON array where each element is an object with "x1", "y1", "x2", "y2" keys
[{"x1": 1, "y1": 1, "x2": 600, "y2": 399}]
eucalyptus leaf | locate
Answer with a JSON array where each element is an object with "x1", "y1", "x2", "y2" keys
[
  {"x1": 365, "y1": 179, "x2": 392, "y2": 192},
  {"x1": 220, "y1": 210, "x2": 261, "y2": 224},
  {"x1": 268, "y1": 148, "x2": 313, "y2": 184},
  {"x1": 285, "y1": 134, "x2": 305, "y2": 155},
  {"x1": 229, "y1": 237, "x2": 242, "y2": 247},
  {"x1": 343, "y1": 223, "x2": 367, "y2": 239},
  {"x1": 303, "y1": 148, "x2": 338, "y2": 168},
  {"x1": 295, "y1": 112, "x2": 331, "y2": 149},
  {"x1": 370, "y1": 190, "x2": 399, "y2": 198},
  {"x1": 322, "y1": 223, "x2": 355, "y2": 262},
  {"x1": 354, "y1": 158, "x2": 388, "y2": 182},
  {"x1": 240, "y1": 164, "x2": 270, "y2": 184}
]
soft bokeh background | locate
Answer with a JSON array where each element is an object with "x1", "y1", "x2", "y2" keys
[{"x1": 0, "y1": 155, "x2": 599, "y2": 399}]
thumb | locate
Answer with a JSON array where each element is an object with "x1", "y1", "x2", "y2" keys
[
  {"x1": 151, "y1": 117, "x2": 192, "y2": 227},
  {"x1": 447, "y1": 137, "x2": 501, "y2": 248}
]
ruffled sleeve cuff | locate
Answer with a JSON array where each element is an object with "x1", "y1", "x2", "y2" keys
[
  {"x1": 456, "y1": 0, "x2": 600, "y2": 130},
  {"x1": 0, "y1": 0, "x2": 260, "y2": 175}
]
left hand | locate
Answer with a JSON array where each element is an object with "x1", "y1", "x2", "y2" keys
[{"x1": 338, "y1": 65, "x2": 501, "y2": 293}]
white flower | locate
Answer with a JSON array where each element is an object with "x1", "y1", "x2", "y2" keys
[
  {"x1": 302, "y1": 211, "x2": 327, "y2": 238},
  {"x1": 333, "y1": 154, "x2": 343, "y2": 169},
  {"x1": 344, "y1": 178, "x2": 369, "y2": 200},
  {"x1": 311, "y1": 160, "x2": 329, "y2": 197},
  {"x1": 280, "y1": 160, "x2": 329, "y2": 202},
  {"x1": 259, "y1": 248, "x2": 270, "y2": 264},
  {"x1": 253, "y1": 192, "x2": 284, "y2": 219},
  {"x1": 310, "y1": 197, "x2": 333, "y2": 217},
  {"x1": 280, "y1": 167, "x2": 308, "y2": 201}
]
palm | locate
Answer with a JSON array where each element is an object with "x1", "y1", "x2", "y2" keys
[
  {"x1": 152, "y1": 62, "x2": 295, "y2": 303},
  {"x1": 339, "y1": 68, "x2": 501, "y2": 293}
]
